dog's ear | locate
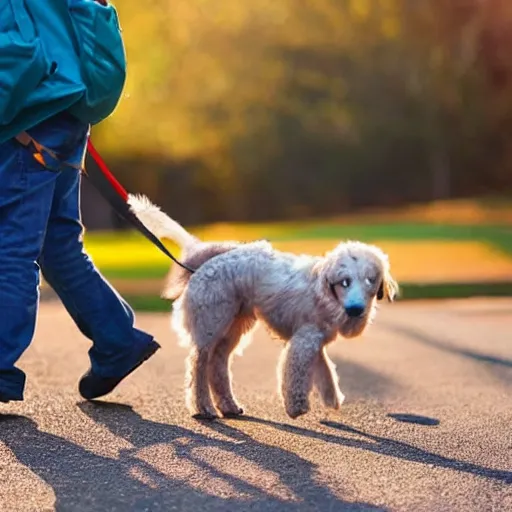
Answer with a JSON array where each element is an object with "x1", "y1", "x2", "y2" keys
[
  {"x1": 377, "y1": 281, "x2": 384, "y2": 300},
  {"x1": 377, "y1": 272, "x2": 398, "y2": 302}
]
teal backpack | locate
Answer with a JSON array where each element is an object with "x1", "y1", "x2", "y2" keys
[{"x1": 0, "y1": 0, "x2": 126, "y2": 144}]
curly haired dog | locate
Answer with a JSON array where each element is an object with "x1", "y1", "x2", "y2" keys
[{"x1": 129, "y1": 195, "x2": 398, "y2": 420}]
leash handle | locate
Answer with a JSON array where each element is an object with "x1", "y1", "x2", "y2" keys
[{"x1": 86, "y1": 139, "x2": 195, "y2": 273}]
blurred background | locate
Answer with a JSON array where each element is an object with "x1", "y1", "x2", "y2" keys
[{"x1": 76, "y1": 0, "x2": 512, "y2": 310}]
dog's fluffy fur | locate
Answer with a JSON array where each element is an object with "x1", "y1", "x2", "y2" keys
[{"x1": 129, "y1": 195, "x2": 398, "y2": 419}]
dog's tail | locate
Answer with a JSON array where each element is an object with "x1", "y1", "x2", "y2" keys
[{"x1": 127, "y1": 194, "x2": 197, "y2": 249}]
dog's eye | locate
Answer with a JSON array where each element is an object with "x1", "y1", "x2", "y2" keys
[
  {"x1": 341, "y1": 278, "x2": 351, "y2": 288},
  {"x1": 365, "y1": 277, "x2": 376, "y2": 286}
]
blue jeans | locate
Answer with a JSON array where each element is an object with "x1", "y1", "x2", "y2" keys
[{"x1": 0, "y1": 112, "x2": 154, "y2": 400}]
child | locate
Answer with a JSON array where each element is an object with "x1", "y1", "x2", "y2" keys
[{"x1": 0, "y1": 0, "x2": 159, "y2": 403}]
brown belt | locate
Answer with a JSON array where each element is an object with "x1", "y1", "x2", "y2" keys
[{"x1": 15, "y1": 131, "x2": 83, "y2": 171}]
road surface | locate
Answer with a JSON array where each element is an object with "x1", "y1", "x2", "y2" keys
[{"x1": 0, "y1": 298, "x2": 511, "y2": 511}]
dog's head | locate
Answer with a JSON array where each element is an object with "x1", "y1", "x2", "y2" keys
[{"x1": 320, "y1": 241, "x2": 398, "y2": 338}]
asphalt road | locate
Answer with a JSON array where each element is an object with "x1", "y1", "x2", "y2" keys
[{"x1": 0, "y1": 298, "x2": 511, "y2": 512}]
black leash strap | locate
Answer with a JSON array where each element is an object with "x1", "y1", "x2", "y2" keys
[
  {"x1": 16, "y1": 132, "x2": 194, "y2": 273},
  {"x1": 85, "y1": 139, "x2": 195, "y2": 273}
]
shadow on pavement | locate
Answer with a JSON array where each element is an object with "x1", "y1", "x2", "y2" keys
[
  {"x1": 0, "y1": 404, "x2": 386, "y2": 511},
  {"x1": 320, "y1": 420, "x2": 511, "y2": 484},
  {"x1": 385, "y1": 324, "x2": 512, "y2": 369},
  {"x1": 383, "y1": 323, "x2": 512, "y2": 387},
  {"x1": 387, "y1": 413, "x2": 440, "y2": 426},
  {"x1": 331, "y1": 358, "x2": 400, "y2": 400},
  {"x1": 221, "y1": 415, "x2": 511, "y2": 485},
  {"x1": 1, "y1": 412, "x2": 244, "y2": 512},
  {"x1": 83, "y1": 402, "x2": 387, "y2": 511}
]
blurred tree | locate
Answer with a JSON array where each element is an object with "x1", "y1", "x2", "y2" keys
[{"x1": 85, "y1": 0, "x2": 512, "y2": 226}]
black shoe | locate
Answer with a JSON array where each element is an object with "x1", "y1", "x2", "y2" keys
[
  {"x1": 0, "y1": 394, "x2": 23, "y2": 403},
  {"x1": 79, "y1": 340, "x2": 161, "y2": 400},
  {"x1": 0, "y1": 392, "x2": 23, "y2": 403}
]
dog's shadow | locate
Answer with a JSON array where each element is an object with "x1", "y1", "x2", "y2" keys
[
  {"x1": 83, "y1": 402, "x2": 511, "y2": 489},
  {"x1": 79, "y1": 402, "x2": 387, "y2": 511},
  {"x1": 0, "y1": 406, "x2": 384, "y2": 512},
  {"x1": 219, "y1": 415, "x2": 512, "y2": 485}
]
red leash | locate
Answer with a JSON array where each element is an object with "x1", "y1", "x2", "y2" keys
[
  {"x1": 85, "y1": 139, "x2": 195, "y2": 273},
  {"x1": 15, "y1": 131, "x2": 194, "y2": 273},
  {"x1": 86, "y1": 139, "x2": 128, "y2": 202}
]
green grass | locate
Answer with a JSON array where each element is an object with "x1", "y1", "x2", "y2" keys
[
  {"x1": 274, "y1": 223, "x2": 512, "y2": 253},
  {"x1": 79, "y1": 218, "x2": 512, "y2": 309},
  {"x1": 122, "y1": 281, "x2": 512, "y2": 312},
  {"x1": 398, "y1": 281, "x2": 512, "y2": 300},
  {"x1": 100, "y1": 265, "x2": 170, "y2": 279},
  {"x1": 124, "y1": 295, "x2": 171, "y2": 312},
  {"x1": 85, "y1": 222, "x2": 512, "y2": 280}
]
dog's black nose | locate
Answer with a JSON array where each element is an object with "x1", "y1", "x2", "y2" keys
[{"x1": 345, "y1": 305, "x2": 365, "y2": 318}]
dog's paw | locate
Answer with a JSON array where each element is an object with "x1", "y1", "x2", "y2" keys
[
  {"x1": 190, "y1": 404, "x2": 219, "y2": 421},
  {"x1": 286, "y1": 398, "x2": 310, "y2": 419},
  {"x1": 222, "y1": 407, "x2": 244, "y2": 419},
  {"x1": 192, "y1": 411, "x2": 219, "y2": 421},
  {"x1": 329, "y1": 391, "x2": 345, "y2": 410},
  {"x1": 319, "y1": 385, "x2": 345, "y2": 410},
  {"x1": 215, "y1": 398, "x2": 244, "y2": 418}
]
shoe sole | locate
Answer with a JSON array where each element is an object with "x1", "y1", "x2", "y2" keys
[{"x1": 80, "y1": 340, "x2": 161, "y2": 400}]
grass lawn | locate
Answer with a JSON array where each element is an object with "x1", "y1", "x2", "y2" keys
[
  {"x1": 120, "y1": 281, "x2": 512, "y2": 312},
  {"x1": 73, "y1": 199, "x2": 512, "y2": 309},
  {"x1": 83, "y1": 222, "x2": 512, "y2": 281}
]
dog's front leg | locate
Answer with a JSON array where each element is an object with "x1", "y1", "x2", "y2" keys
[
  {"x1": 278, "y1": 325, "x2": 325, "y2": 419},
  {"x1": 314, "y1": 347, "x2": 345, "y2": 410}
]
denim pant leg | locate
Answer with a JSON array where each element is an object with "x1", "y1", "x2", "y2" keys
[
  {"x1": 0, "y1": 140, "x2": 58, "y2": 400},
  {"x1": 38, "y1": 167, "x2": 154, "y2": 378}
]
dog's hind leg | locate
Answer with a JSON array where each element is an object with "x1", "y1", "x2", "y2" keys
[
  {"x1": 314, "y1": 347, "x2": 345, "y2": 410},
  {"x1": 181, "y1": 272, "x2": 241, "y2": 420},
  {"x1": 185, "y1": 346, "x2": 218, "y2": 419},
  {"x1": 208, "y1": 315, "x2": 256, "y2": 417}
]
